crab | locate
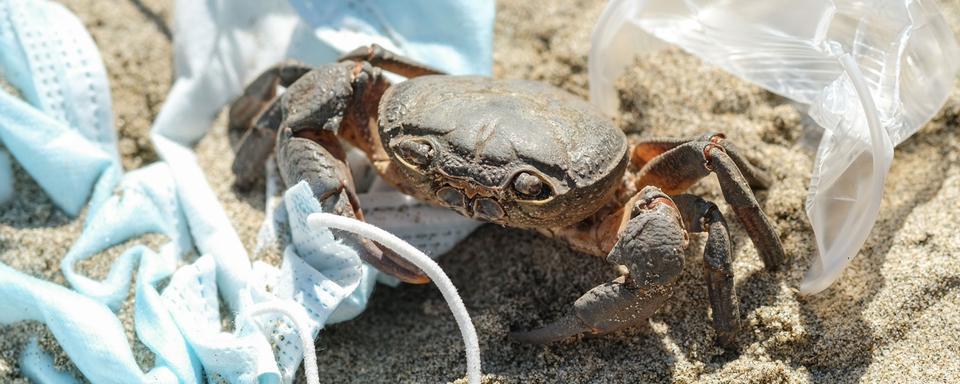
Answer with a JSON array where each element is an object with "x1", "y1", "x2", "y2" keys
[{"x1": 228, "y1": 45, "x2": 785, "y2": 347}]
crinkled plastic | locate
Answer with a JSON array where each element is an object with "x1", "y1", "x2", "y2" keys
[
  {"x1": 0, "y1": 0, "x2": 120, "y2": 216},
  {"x1": 589, "y1": 0, "x2": 960, "y2": 294}
]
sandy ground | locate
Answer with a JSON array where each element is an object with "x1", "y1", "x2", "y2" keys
[{"x1": 2, "y1": 0, "x2": 960, "y2": 383}]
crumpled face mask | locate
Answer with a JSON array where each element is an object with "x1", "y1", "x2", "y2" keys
[
  {"x1": 0, "y1": 0, "x2": 120, "y2": 216},
  {"x1": 0, "y1": 0, "x2": 493, "y2": 383},
  {"x1": 1, "y1": 176, "x2": 482, "y2": 384}
]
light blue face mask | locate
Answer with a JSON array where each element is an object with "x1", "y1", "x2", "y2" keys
[
  {"x1": 0, "y1": 0, "x2": 120, "y2": 216},
  {"x1": 1, "y1": 0, "x2": 493, "y2": 383}
]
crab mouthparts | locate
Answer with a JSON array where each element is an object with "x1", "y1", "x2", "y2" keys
[{"x1": 435, "y1": 186, "x2": 506, "y2": 221}]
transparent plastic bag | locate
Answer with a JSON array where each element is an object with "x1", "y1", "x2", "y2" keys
[{"x1": 589, "y1": 0, "x2": 959, "y2": 294}]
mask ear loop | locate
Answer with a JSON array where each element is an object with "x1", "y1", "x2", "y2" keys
[
  {"x1": 308, "y1": 213, "x2": 482, "y2": 384},
  {"x1": 243, "y1": 301, "x2": 320, "y2": 384}
]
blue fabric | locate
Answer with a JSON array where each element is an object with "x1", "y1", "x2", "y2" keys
[{"x1": 0, "y1": 0, "x2": 495, "y2": 382}]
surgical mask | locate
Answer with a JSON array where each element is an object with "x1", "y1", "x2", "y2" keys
[
  {"x1": 0, "y1": 148, "x2": 12, "y2": 205},
  {"x1": 0, "y1": 0, "x2": 120, "y2": 216},
  {"x1": 1, "y1": 0, "x2": 493, "y2": 383},
  {"x1": 2, "y1": 177, "x2": 482, "y2": 384}
]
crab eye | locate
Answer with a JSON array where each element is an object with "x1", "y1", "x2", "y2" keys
[
  {"x1": 512, "y1": 172, "x2": 550, "y2": 200},
  {"x1": 396, "y1": 140, "x2": 434, "y2": 166}
]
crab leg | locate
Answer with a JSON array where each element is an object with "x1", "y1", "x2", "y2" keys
[
  {"x1": 631, "y1": 134, "x2": 770, "y2": 189},
  {"x1": 230, "y1": 59, "x2": 429, "y2": 283},
  {"x1": 511, "y1": 187, "x2": 685, "y2": 344},
  {"x1": 233, "y1": 46, "x2": 439, "y2": 192},
  {"x1": 232, "y1": 100, "x2": 283, "y2": 189},
  {"x1": 272, "y1": 62, "x2": 433, "y2": 283},
  {"x1": 672, "y1": 194, "x2": 740, "y2": 347},
  {"x1": 338, "y1": 44, "x2": 445, "y2": 78},
  {"x1": 229, "y1": 61, "x2": 314, "y2": 190},
  {"x1": 711, "y1": 139, "x2": 771, "y2": 190},
  {"x1": 634, "y1": 133, "x2": 785, "y2": 270},
  {"x1": 629, "y1": 137, "x2": 689, "y2": 169},
  {"x1": 229, "y1": 60, "x2": 314, "y2": 136}
]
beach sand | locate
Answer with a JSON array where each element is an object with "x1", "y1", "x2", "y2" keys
[{"x1": 2, "y1": 0, "x2": 960, "y2": 383}]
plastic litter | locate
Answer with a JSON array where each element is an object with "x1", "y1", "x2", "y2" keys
[
  {"x1": 0, "y1": 262, "x2": 163, "y2": 383},
  {"x1": 0, "y1": 0, "x2": 493, "y2": 382},
  {"x1": 588, "y1": 0, "x2": 960, "y2": 294}
]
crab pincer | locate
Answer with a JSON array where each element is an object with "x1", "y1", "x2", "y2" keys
[
  {"x1": 229, "y1": 55, "x2": 437, "y2": 284},
  {"x1": 275, "y1": 126, "x2": 429, "y2": 284},
  {"x1": 512, "y1": 186, "x2": 742, "y2": 347}
]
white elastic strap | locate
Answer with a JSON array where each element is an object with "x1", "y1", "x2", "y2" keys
[
  {"x1": 243, "y1": 301, "x2": 320, "y2": 384},
  {"x1": 307, "y1": 213, "x2": 482, "y2": 384},
  {"x1": 253, "y1": 156, "x2": 282, "y2": 256}
]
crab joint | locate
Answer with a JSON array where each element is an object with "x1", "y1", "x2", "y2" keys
[{"x1": 702, "y1": 134, "x2": 727, "y2": 172}]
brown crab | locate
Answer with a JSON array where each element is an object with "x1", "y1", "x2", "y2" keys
[{"x1": 228, "y1": 45, "x2": 785, "y2": 346}]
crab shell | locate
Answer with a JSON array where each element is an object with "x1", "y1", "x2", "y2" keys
[{"x1": 378, "y1": 76, "x2": 628, "y2": 229}]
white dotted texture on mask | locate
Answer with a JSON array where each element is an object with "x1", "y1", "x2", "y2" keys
[
  {"x1": 161, "y1": 255, "x2": 281, "y2": 383},
  {"x1": 5, "y1": 0, "x2": 116, "y2": 156},
  {"x1": 163, "y1": 256, "x2": 221, "y2": 334},
  {"x1": 59, "y1": 163, "x2": 190, "y2": 309},
  {"x1": 258, "y1": 249, "x2": 333, "y2": 380},
  {"x1": 256, "y1": 182, "x2": 364, "y2": 382},
  {"x1": 286, "y1": 183, "x2": 362, "y2": 286},
  {"x1": 244, "y1": 301, "x2": 320, "y2": 384}
]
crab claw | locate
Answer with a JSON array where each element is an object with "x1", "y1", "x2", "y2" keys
[
  {"x1": 510, "y1": 275, "x2": 674, "y2": 344},
  {"x1": 511, "y1": 187, "x2": 685, "y2": 344},
  {"x1": 277, "y1": 129, "x2": 430, "y2": 284},
  {"x1": 355, "y1": 236, "x2": 430, "y2": 284},
  {"x1": 311, "y1": 185, "x2": 429, "y2": 284},
  {"x1": 311, "y1": 182, "x2": 428, "y2": 284}
]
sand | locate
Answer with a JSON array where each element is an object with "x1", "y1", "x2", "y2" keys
[{"x1": 2, "y1": 0, "x2": 960, "y2": 383}]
